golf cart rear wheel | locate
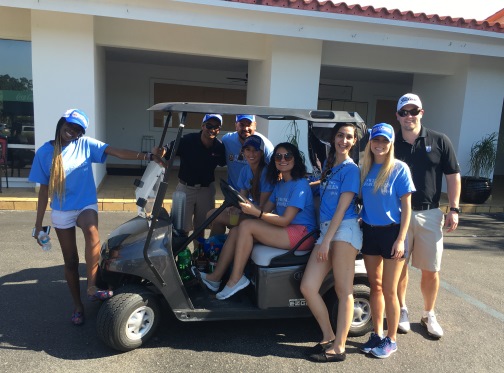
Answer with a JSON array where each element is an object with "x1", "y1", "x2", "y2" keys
[
  {"x1": 97, "y1": 285, "x2": 160, "y2": 352},
  {"x1": 325, "y1": 283, "x2": 372, "y2": 337}
]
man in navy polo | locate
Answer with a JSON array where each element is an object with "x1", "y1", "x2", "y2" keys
[
  {"x1": 394, "y1": 93, "x2": 461, "y2": 338},
  {"x1": 157, "y1": 114, "x2": 226, "y2": 241}
]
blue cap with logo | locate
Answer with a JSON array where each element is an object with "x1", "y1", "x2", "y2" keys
[
  {"x1": 62, "y1": 109, "x2": 89, "y2": 133},
  {"x1": 242, "y1": 134, "x2": 264, "y2": 152},
  {"x1": 236, "y1": 114, "x2": 255, "y2": 123},
  {"x1": 202, "y1": 114, "x2": 223, "y2": 125},
  {"x1": 370, "y1": 123, "x2": 395, "y2": 142}
]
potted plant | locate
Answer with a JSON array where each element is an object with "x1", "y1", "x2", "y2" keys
[{"x1": 461, "y1": 132, "x2": 498, "y2": 204}]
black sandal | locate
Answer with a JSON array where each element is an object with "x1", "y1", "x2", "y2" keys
[
  {"x1": 305, "y1": 339, "x2": 335, "y2": 355},
  {"x1": 309, "y1": 350, "x2": 346, "y2": 362}
]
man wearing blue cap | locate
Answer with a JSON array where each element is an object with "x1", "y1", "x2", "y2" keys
[
  {"x1": 156, "y1": 114, "x2": 226, "y2": 238},
  {"x1": 222, "y1": 115, "x2": 274, "y2": 190}
]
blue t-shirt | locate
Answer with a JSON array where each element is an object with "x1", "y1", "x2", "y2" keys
[
  {"x1": 319, "y1": 159, "x2": 360, "y2": 223},
  {"x1": 361, "y1": 160, "x2": 415, "y2": 225},
  {"x1": 269, "y1": 178, "x2": 316, "y2": 232},
  {"x1": 29, "y1": 137, "x2": 109, "y2": 211},
  {"x1": 222, "y1": 131, "x2": 274, "y2": 190},
  {"x1": 236, "y1": 165, "x2": 274, "y2": 206}
]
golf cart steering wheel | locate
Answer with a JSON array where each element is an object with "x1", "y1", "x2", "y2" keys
[{"x1": 219, "y1": 179, "x2": 247, "y2": 207}]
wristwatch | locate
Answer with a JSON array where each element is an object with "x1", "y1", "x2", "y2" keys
[{"x1": 449, "y1": 207, "x2": 460, "y2": 213}]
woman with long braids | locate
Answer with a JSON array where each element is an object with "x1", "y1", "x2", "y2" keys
[
  {"x1": 208, "y1": 135, "x2": 273, "y2": 234},
  {"x1": 300, "y1": 123, "x2": 362, "y2": 363},
  {"x1": 29, "y1": 109, "x2": 161, "y2": 326}
]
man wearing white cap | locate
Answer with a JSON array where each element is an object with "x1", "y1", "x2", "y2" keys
[
  {"x1": 222, "y1": 114, "x2": 274, "y2": 190},
  {"x1": 394, "y1": 93, "x2": 461, "y2": 338},
  {"x1": 156, "y1": 114, "x2": 226, "y2": 238}
]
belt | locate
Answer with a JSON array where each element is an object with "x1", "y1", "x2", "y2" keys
[
  {"x1": 363, "y1": 222, "x2": 399, "y2": 228},
  {"x1": 179, "y1": 179, "x2": 211, "y2": 188},
  {"x1": 412, "y1": 203, "x2": 439, "y2": 211}
]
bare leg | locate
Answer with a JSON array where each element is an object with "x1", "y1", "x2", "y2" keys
[
  {"x1": 227, "y1": 219, "x2": 290, "y2": 286},
  {"x1": 382, "y1": 259, "x2": 405, "y2": 341},
  {"x1": 363, "y1": 255, "x2": 384, "y2": 336},
  {"x1": 397, "y1": 262, "x2": 409, "y2": 308},
  {"x1": 76, "y1": 209, "x2": 101, "y2": 294},
  {"x1": 300, "y1": 245, "x2": 334, "y2": 343},
  {"x1": 326, "y1": 242, "x2": 358, "y2": 354},
  {"x1": 421, "y1": 269, "x2": 439, "y2": 312},
  {"x1": 208, "y1": 208, "x2": 229, "y2": 236},
  {"x1": 55, "y1": 227, "x2": 83, "y2": 313}
]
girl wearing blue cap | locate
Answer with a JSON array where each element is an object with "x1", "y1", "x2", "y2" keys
[
  {"x1": 300, "y1": 123, "x2": 362, "y2": 363},
  {"x1": 29, "y1": 109, "x2": 161, "y2": 326},
  {"x1": 359, "y1": 123, "x2": 415, "y2": 358},
  {"x1": 208, "y1": 134, "x2": 273, "y2": 234}
]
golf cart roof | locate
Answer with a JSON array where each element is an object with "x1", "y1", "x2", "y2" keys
[{"x1": 148, "y1": 102, "x2": 364, "y2": 125}]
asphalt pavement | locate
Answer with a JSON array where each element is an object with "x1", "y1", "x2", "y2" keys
[{"x1": 0, "y1": 210, "x2": 503, "y2": 372}]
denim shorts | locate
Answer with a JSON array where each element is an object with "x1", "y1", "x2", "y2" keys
[{"x1": 316, "y1": 218, "x2": 362, "y2": 251}]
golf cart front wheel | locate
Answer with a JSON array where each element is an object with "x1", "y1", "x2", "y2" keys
[
  {"x1": 325, "y1": 283, "x2": 372, "y2": 337},
  {"x1": 97, "y1": 286, "x2": 161, "y2": 352}
]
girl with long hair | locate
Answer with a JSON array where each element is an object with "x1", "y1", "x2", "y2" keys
[
  {"x1": 208, "y1": 135, "x2": 273, "y2": 234},
  {"x1": 29, "y1": 109, "x2": 161, "y2": 326},
  {"x1": 359, "y1": 123, "x2": 415, "y2": 358},
  {"x1": 194, "y1": 142, "x2": 316, "y2": 300},
  {"x1": 300, "y1": 123, "x2": 362, "y2": 363}
]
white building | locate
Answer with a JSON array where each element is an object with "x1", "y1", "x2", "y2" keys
[{"x1": 0, "y1": 0, "x2": 503, "y2": 188}]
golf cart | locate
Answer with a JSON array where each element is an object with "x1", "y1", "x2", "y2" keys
[{"x1": 97, "y1": 103, "x2": 371, "y2": 351}]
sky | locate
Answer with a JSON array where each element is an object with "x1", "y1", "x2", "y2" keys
[{"x1": 359, "y1": 0, "x2": 503, "y2": 21}]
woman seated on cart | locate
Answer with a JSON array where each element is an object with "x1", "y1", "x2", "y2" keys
[
  {"x1": 207, "y1": 135, "x2": 274, "y2": 235},
  {"x1": 193, "y1": 142, "x2": 317, "y2": 300}
]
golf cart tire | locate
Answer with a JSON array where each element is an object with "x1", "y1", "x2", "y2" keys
[
  {"x1": 325, "y1": 283, "x2": 372, "y2": 337},
  {"x1": 97, "y1": 285, "x2": 161, "y2": 352}
]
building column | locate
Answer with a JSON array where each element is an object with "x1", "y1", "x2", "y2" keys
[
  {"x1": 247, "y1": 36, "x2": 322, "y2": 165},
  {"x1": 31, "y1": 10, "x2": 107, "y2": 183}
]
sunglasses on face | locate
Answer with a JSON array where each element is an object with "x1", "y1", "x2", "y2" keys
[
  {"x1": 205, "y1": 123, "x2": 221, "y2": 130},
  {"x1": 397, "y1": 108, "x2": 421, "y2": 117},
  {"x1": 274, "y1": 152, "x2": 294, "y2": 162}
]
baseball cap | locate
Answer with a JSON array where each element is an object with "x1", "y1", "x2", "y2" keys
[
  {"x1": 397, "y1": 93, "x2": 422, "y2": 111},
  {"x1": 202, "y1": 114, "x2": 222, "y2": 125},
  {"x1": 242, "y1": 135, "x2": 264, "y2": 152},
  {"x1": 62, "y1": 109, "x2": 89, "y2": 133},
  {"x1": 236, "y1": 114, "x2": 255, "y2": 123},
  {"x1": 370, "y1": 123, "x2": 395, "y2": 142}
]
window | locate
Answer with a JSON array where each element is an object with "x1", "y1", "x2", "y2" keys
[{"x1": 0, "y1": 39, "x2": 35, "y2": 178}]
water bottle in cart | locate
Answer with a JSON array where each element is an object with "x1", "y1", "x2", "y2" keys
[{"x1": 38, "y1": 231, "x2": 52, "y2": 252}]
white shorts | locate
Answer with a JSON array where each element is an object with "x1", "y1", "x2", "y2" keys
[
  {"x1": 316, "y1": 218, "x2": 362, "y2": 251},
  {"x1": 51, "y1": 204, "x2": 98, "y2": 229}
]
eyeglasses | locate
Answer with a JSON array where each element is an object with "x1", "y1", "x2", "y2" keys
[
  {"x1": 397, "y1": 108, "x2": 421, "y2": 117},
  {"x1": 205, "y1": 123, "x2": 221, "y2": 130},
  {"x1": 274, "y1": 152, "x2": 293, "y2": 162}
]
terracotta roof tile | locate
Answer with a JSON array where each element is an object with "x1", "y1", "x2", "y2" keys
[{"x1": 229, "y1": 1, "x2": 503, "y2": 33}]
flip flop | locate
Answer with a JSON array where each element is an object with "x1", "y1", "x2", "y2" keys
[
  {"x1": 71, "y1": 311, "x2": 85, "y2": 326},
  {"x1": 87, "y1": 287, "x2": 113, "y2": 302}
]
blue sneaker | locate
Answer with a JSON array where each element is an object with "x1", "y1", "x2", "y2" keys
[
  {"x1": 370, "y1": 337, "x2": 397, "y2": 359},
  {"x1": 360, "y1": 333, "x2": 383, "y2": 353}
]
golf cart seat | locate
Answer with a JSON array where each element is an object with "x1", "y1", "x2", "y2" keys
[{"x1": 250, "y1": 229, "x2": 319, "y2": 268}]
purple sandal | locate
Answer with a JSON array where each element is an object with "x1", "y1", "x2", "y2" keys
[
  {"x1": 87, "y1": 287, "x2": 113, "y2": 302},
  {"x1": 71, "y1": 311, "x2": 85, "y2": 326}
]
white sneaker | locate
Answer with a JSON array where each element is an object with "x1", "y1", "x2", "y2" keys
[
  {"x1": 216, "y1": 276, "x2": 250, "y2": 300},
  {"x1": 191, "y1": 266, "x2": 221, "y2": 292},
  {"x1": 421, "y1": 312, "x2": 444, "y2": 338},
  {"x1": 398, "y1": 307, "x2": 411, "y2": 333}
]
